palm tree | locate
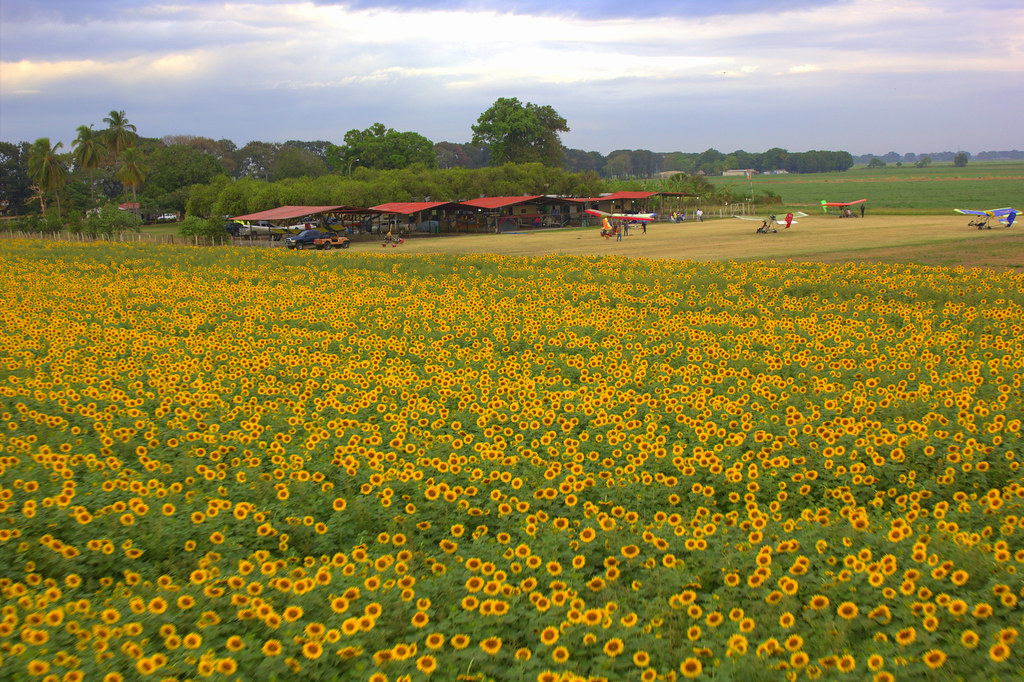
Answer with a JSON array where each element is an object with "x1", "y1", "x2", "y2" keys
[
  {"x1": 103, "y1": 110, "x2": 137, "y2": 161},
  {"x1": 72, "y1": 124, "x2": 105, "y2": 203},
  {"x1": 116, "y1": 147, "x2": 146, "y2": 210},
  {"x1": 27, "y1": 137, "x2": 69, "y2": 217}
]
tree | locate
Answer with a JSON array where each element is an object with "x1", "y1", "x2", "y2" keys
[
  {"x1": 27, "y1": 137, "x2": 69, "y2": 217},
  {"x1": 471, "y1": 97, "x2": 569, "y2": 167},
  {"x1": 233, "y1": 141, "x2": 280, "y2": 180},
  {"x1": 83, "y1": 203, "x2": 141, "y2": 236},
  {"x1": 867, "y1": 158, "x2": 886, "y2": 169},
  {"x1": 270, "y1": 147, "x2": 328, "y2": 181},
  {"x1": 144, "y1": 145, "x2": 225, "y2": 213},
  {"x1": 72, "y1": 125, "x2": 106, "y2": 204},
  {"x1": 162, "y1": 135, "x2": 238, "y2": 174},
  {"x1": 116, "y1": 148, "x2": 146, "y2": 208},
  {"x1": 953, "y1": 151, "x2": 969, "y2": 167},
  {"x1": 103, "y1": 110, "x2": 138, "y2": 161},
  {"x1": 915, "y1": 156, "x2": 932, "y2": 169},
  {"x1": 0, "y1": 141, "x2": 34, "y2": 216},
  {"x1": 563, "y1": 148, "x2": 605, "y2": 174},
  {"x1": 327, "y1": 124, "x2": 436, "y2": 172}
]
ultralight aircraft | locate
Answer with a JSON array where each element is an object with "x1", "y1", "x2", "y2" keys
[
  {"x1": 734, "y1": 211, "x2": 808, "y2": 233},
  {"x1": 954, "y1": 207, "x2": 1018, "y2": 230},
  {"x1": 820, "y1": 199, "x2": 867, "y2": 217}
]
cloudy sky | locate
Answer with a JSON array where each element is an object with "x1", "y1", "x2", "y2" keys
[{"x1": 2, "y1": 0, "x2": 1021, "y2": 156}]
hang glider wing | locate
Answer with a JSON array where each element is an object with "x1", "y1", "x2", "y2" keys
[
  {"x1": 585, "y1": 209, "x2": 657, "y2": 222},
  {"x1": 955, "y1": 207, "x2": 1017, "y2": 218},
  {"x1": 822, "y1": 199, "x2": 867, "y2": 207}
]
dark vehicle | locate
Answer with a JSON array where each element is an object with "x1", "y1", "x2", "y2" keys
[{"x1": 285, "y1": 229, "x2": 326, "y2": 250}]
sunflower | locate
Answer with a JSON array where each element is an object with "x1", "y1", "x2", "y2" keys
[
  {"x1": 895, "y1": 627, "x2": 916, "y2": 646},
  {"x1": 836, "y1": 601, "x2": 859, "y2": 620},
  {"x1": 603, "y1": 638, "x2": 624, "y2": 657},
  {"x1": 416, "y1": 654, "x2": 437, "y2": 673},
  {"x1": 989, "y1": 643, "x2": 1010, "y2": 662},
  {"x1": 680, "y1": 657, "x2": 703, "y2": 678},
  {"x1": 922, "y1": 649, "x2": 946, "y2": 669}
]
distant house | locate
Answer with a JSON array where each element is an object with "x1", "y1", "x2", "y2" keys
[{"x1": 722, "y1": 169, "x2": 757, "y2": 177}]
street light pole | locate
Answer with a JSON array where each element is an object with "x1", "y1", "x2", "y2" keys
[{"x1": 347, "y1": 158, "x2": 360, "y2": 176}]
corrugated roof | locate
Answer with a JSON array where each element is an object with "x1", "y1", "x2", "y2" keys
[
  {"x1": 371, "y1": 201, "x2": 459, "y2": 215},
  {"x1": 588, "y1": 191, "x2": 660, "y2": 201},
  {"x1": 232, "y1": 205, "x2": 345, "y2": 222},
  {"x1": 460, "y1": 196, "x2": 545, "y2": 210},
  {"x1": 232, "y1": 205, "x2": 383, "y2": 222}
]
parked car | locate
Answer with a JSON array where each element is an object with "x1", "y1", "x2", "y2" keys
[
  {"x1": 313, "y1": 233, "x2": 351, "y2": 250},
  {"x1": 285, "y1": 229, "x2": 326, "y2": 250}
]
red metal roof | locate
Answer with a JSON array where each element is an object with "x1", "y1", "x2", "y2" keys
[
  {"x1": 576, "y1": 191, "x2": 660, "y2": 202},
  {"x1": 460, "y1": 196, "x2": 545, "y2": 210},
  {"x1": 371, "y1": 201, "x2": 459, "y2": 215},
  {"x1": 232, "y1": 205, "x2": 345, "y2": 221},
  {"x1": 232, "y1": 205, "x2": 382, "y2": 222}
]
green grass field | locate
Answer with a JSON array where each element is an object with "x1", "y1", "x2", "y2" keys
[{"x1": 708, "y1": 161, "x2": 1024, "y2": 213}]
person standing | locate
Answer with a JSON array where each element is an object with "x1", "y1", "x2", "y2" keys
[
  {"x1": 860, "y1": 204, "x2": 866, "y2": 218},
  {"x1": 696, "y1": 208, "x2": 703, "y2": 222}
]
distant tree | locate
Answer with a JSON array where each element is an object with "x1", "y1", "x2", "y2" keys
[
  {"x1": 162, "y1": 135, "x2": 238, "y2": 174},
  {"x1": 953, "y1": 151, "x2": 969, "y2": 167},
  {"x1": 145, "y1": 145, "x2": 225, "y2": 213},
  {"x1": 867, "y1": 158, "x2": 886, "y2": 169},
  {"x1": 328, "y1": 124, "x2": 436, "y2": 172},
  {"x1": 0, "y1": 141, "x2": 34, "y2": 216},
  {"x1": 282, "y1": 140, "x2": 333, "y2": 167},
  {"x1": 233, "y1": 141, "x2": 280, "y2": 180},
  {"x1": 435, "y1": 142, "x2": 490, "y2": 169},
  {"x1": 102, "y1": 110, "x2": 138, "y2": 162},
  {"x1": 471, "y1": 97, "x2": 569, "y2": 167},
  {"x1": 270, "y1": 147, "x2": 328, "y2": 181},
  {"x1": 761, "y1": 147, "x2": 787, "y2": 172},
  {"x1": 915, "y1": 156, "x2": 932, "y2": 169},
  {"x1": 27, "y1": 137, "x2": 69, "y2": 216},
  {"x1": 116, "y1": 148, "x2": 146, "y2": 208},
  {"x1": 563, "y1": 148, "x2": 605, "y2": 175},
  {"x1": 72, "y1": 125, "x2": 106, "y2": 204},
  {"x1": 435, "y1": 142, "x2": 471, "y2": 169},
  {"x1": 605, "y1": 151, "x2": 634, "y2": 178}
]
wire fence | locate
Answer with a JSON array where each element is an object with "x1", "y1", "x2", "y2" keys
[{"x1": 0, "y1": 231, "x2": 285, "y2": 247}]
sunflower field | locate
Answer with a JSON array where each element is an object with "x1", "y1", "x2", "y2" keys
[{"x1": 0, "y1": 241, "x2": 1022, "y2": 682}]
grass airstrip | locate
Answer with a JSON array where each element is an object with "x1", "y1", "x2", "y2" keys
[{"x1": 1, "y1": 203, "x2": 1022, "y2": 681}]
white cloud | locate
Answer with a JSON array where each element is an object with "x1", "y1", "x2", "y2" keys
[{"x1": 1, "y1": 0, "x2": 1021, "y2": 152}]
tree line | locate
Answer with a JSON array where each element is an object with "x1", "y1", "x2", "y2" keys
[{"x1": 2, "y1": 98, "x2": 840, "y2": 225}]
